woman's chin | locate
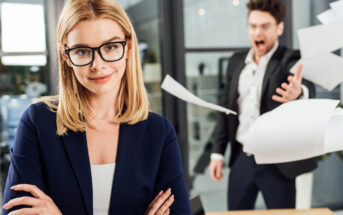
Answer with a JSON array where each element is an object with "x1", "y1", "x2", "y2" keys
[{"x1": 85, "y1": 86, "x2": 114, "y2": 97}]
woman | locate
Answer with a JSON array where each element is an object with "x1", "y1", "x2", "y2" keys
[{"x1": 2, "y1": 0, "x2": 191, "y2": 214}]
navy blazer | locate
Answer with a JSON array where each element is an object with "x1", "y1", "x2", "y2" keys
[{"x1": 3, "y1": 102, "x2": 191, "y2": 214}]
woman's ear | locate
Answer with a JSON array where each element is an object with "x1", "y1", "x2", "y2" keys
[
  {"x1": 125, "y1": 37, "x2": 132, "y2": 59},
  {"x1": 58, "y1": 42, "x2": 73, "y2": 68}
]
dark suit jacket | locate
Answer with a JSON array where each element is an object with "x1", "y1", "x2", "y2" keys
[
  {"x1": 3, "y1": 102, "x2": 191, "y2": 215},
  {"x1": 212, "y1": 45, "x2": 317, "y2": 179}
]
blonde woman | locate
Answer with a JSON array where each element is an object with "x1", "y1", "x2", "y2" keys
[{"x1": 2, "y1": 0, "x2": 191, "y2": 214}]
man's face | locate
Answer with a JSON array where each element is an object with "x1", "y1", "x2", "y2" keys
[{"x1": 248, "y1": 10, "x2": 284, "y2": 58}]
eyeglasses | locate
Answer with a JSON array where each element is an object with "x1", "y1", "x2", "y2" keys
[
  {"x1": 248, "y1": 23, "x2": 276, "y2": 31},
  {"x1": 64, "y1": 41, "x2": 127, "y2": 66}
]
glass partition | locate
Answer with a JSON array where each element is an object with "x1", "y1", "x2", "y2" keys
[
  {"x1": 0, "y1": 0, "x2": 48, "y2": 203},
  {"x1": 122, "y1": 0, "x2": 163, "y2": 114},
  {"x1": 184, "y1": 0, "x2": 250, "y2": 48}
]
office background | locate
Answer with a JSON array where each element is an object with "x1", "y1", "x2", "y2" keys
[{"x1": 0, "y1": 0, "x2": 342, "y2": 212}]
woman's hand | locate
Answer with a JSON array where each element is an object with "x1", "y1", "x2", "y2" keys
[
  {"x1": 2, "y1": 184, "x2": 62, "y2": 215},
  {"x1": 145, "y1": 188, "x2": 174, "y2": 215}
]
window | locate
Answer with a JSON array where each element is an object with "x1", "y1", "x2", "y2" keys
[
  {"x1": 0, "y1": 0, "x2": 49, "y2": 202},
  {"x1": 0, "y1": 0, "x2": 48, "y2": 95}
]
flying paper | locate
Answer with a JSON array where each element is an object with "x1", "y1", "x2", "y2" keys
[
  {"x1": 161, "y1": 75, "x2": 236, "y2": 115},
  {"x1": 317, "y1": 9, "x2": 338, "y2": 25},
  {"x1": 290, "y1": 19, "x2": 343, "y2": 91},
  {"x1": 330, "y1": 0, "x2": 343, "y2": 20},
  {"x1": 317, "y1": 0, "x2": 343, "y2": 24},
  {"x1": 243, "y1": 99, "x2": 342, "y2": 164}
]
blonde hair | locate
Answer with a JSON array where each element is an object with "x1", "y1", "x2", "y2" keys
[{"x1": 42, "y1": 0, "x2": 149, "y2": 136}]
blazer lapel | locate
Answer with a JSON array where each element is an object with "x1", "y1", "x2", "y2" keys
[
  {"x1": 261, "y1": 46, "x2": 284, "y2": 97},
  {"x1": 229, "y1": 56, "x2": 246, "y2": 109},
  {"x1": 61, "y1": 131, "x2": 92, "y2": 215},
  {"x1": 109, "y1": 120, "x2": 147, "y2": 213}
]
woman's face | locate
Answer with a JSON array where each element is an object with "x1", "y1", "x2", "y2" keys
[{"x1": 62, "y1": 18, "x2": 128, "y2": 97}]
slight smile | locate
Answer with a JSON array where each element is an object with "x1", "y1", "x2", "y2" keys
[{"x1": 88, "y1": 73, "x2": 113, "y2": 84}]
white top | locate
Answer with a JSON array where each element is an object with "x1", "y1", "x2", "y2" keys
[
  {"x1": 91, "y1": 163, "x2": 116, "y2": 215},
  {"x1": 211, "y1": 41, "x2": 309, "y2": 160}
]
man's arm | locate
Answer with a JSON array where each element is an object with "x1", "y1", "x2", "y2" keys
[
  {"x1": 211, "y1": 55, "x2": 236, "y2": 156},
  {"x1": 210, "y1": 54, "x2": 239, "y2": 181}
]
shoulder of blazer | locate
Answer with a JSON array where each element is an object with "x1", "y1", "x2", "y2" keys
[
  {"x1": 226, "y1": 49, "x2": 249, "y2": 76},
  {"x1": 29, "y1": 101, "x2": 54, "y2": 115},
  {"x1": 274, "y1": 46, "x2": 301, "y2": 74},
  {"x1": 21, "y1": 102, "x2": 55, "y2": 127},
  {"x1": 280, "y1": 47, "x2": 300, "y2": 63},
  {"x1": 231, "y1": 49, "x2": 249, "y2": 63},
  {"x1": 146, "y1": 112, "x2": 174, "y2": 136},
  {"x1": 272, "y1": 46, "x2": 300, "y2": 65}
]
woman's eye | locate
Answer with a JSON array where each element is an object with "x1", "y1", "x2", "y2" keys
[
  {"x1": 75, "y1": 49, "x2": 90, "y2": 56},
  {"x1": 105, "y1": 44, "x2": 119, "y2": 51}
]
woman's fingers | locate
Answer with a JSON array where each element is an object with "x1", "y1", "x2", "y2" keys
[
  {"x1": 163, "y1": 208, "x2": 170, "y2": 215},
  {"x1": 153, "y1": 190, "x2": 163, "y2": 203},
  {"x1": 3, "y1": 184, "x2": 51, "y2": 210},
  {"x1": 3, "y1": 196, "x2": 40, "y2": 210},
  {"x1": 156, "y1": 195, "x2": 174, "y2": 215},
  {"x1": 147, "y1": 188, "x2": 172, "y2": 214},
  {"x1": 7, "y1": 208, "x2": 39, "y2": 215},
  {"x1": 11, "y1": 184, "x2": 49, "y2": 200},
  {"x1": 147, "y1": 190, "x2": 163, "y2": 209},
  {"x1": 3, "y1": 184, "x2": 62, "y2": 215}
]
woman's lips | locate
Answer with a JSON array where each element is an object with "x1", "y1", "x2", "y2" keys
[{"x1": 89, "y1": 73, "x2": 113, "y2": 84}]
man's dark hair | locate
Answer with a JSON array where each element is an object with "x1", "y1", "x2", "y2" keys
[{"x1": 247, "y1": 0, "x2": 286, "y2": 23}]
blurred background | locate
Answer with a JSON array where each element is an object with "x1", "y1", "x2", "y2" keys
[{"x1": 0, "y1": 0, "x2": 342, "y2": 212}]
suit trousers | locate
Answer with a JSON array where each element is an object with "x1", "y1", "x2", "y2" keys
[{"x1": 228, "y1": 149, "x2": 296, "y2": 210}]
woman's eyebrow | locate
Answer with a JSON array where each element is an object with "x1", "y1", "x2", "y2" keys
[
  {"x1": 68, "y1": 36, "x2": 124, "y2": 49},
  {"x1": 101, "y1": 36, "x2": 123, "y2": 43}
]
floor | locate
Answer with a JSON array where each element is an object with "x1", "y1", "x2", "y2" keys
[{"x1": 190, "y1": 162, "x2": 343, "y2": 214}]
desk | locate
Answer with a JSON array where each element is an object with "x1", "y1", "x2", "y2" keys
[{"x1": 206, "y1": 208, "x2": 334, "y2": 215}]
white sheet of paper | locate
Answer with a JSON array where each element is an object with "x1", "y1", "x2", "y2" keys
[
  {"x1": 330, "y1": 0, "x2": 343, "y2": 19},
  {"x1": 290, "y1": 20, "x2": 343, "y2": 91},
  {"x1": 298, "y1": 20, "x2": 343, "y2": 57},
  {"x1": 161, "y1": 75, "x2": 236, "y2": 115},
  {"x1": 291, "y1": 53, "x2": 343, "y2": 91},
  {"x1": 243, "y1": 99, "x2": 340, "y2": 164},
  {"x1": 324, "y1": 107, "x2": 343, "y2": 153},
  {"x1": 317, "y1": 9, "x2": 338, "y2": 24}
]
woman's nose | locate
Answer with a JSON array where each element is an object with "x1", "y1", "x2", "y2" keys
[{"x1": 90, "y1": 51, "x2": 104, "y2": 71}]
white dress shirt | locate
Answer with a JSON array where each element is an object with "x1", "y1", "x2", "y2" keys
[
  {"x1": 91, "y1": 163, "x2": 116, "y2": 215},
  {"x1": 235, "y1": 42, "x2": 279, "y2": 146},
  {"x1": 211, "y1": 42, "x2": 309, "y2": 160}
]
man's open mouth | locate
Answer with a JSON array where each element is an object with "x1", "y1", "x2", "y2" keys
[{"x1": 255, "y1": 40, "x2": 265, "y2": 47}]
